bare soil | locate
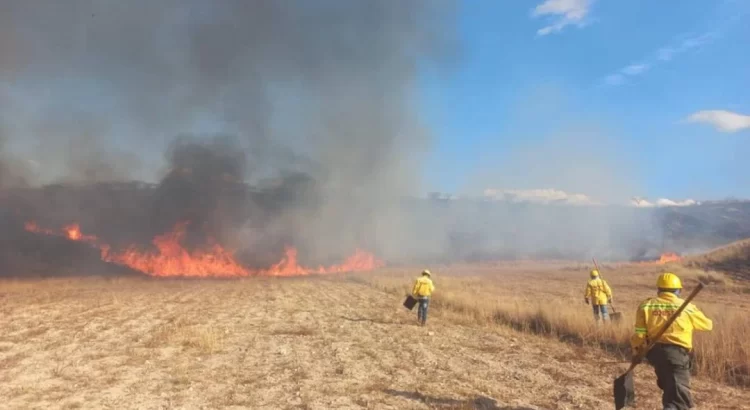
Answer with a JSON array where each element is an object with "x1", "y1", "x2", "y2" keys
[{"x1": 1, "y1": 274, "x2": 748, "y2": 409}]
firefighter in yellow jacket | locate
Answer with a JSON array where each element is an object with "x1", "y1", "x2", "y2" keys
[
  {"x1": 630, "y1": 272, "x2": 713, "y2": 410},
  {"x1": 584, "y1": 269, "x2": 612, "y2": 321},
  {"x1": 412, "y1": 269, "x2": 435, "y2": 326}
]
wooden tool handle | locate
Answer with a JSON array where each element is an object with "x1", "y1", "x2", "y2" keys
[
  {"x1": 592, "y1": 258, "x2": 615, "y2": 311},
  {"x1": 592, "y1": 258, "x2": 606, "y2": 281}
]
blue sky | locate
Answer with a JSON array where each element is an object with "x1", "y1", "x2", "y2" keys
[{"x1": 420, "y1": 0, "x2": 750, "y2": 202}]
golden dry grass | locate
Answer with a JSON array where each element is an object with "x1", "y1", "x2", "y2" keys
[
  {"x1": 1, "y1": 269, "x2": 749, "y2": 409},
  {"x1": 356, "y1": 262, "x2": 750, "y2": 388},
  {"x1": 684, "y1": 238, "x2": 750, "y2": 280}
]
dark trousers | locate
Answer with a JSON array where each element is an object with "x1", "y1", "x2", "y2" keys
[
  {"x1": 646, "y1": 344, "x2": 693, "y2": 410},
  {"x1": 417, "y1": 297, "x2": 429, "y2": 324}
]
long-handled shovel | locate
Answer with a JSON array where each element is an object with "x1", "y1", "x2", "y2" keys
[
  {"x1": 613, "y1": 281, "x2": 704, "y2": 409},
  {"x1": 592, "y1": 258, "x2": 621, "y2": 322},
  {"x1": 608, "y1": 304, "x2": 623, "y2": 323}
]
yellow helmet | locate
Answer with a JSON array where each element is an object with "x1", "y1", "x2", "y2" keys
[
  {"x1": 657, "y1": 272, "x2": 682, "y2": 289},
  {"x1": 590, "y1": 269, "x2": 599, "y2": 278},
  {"x1": 422, "y1": 269, "x2": 431, "y2": 277}
]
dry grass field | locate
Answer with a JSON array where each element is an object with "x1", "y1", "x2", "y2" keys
[
  {"x1": 1, "y1": 263, "x2": 749, "y2": 409},
  {"x1": 685, "y1": 238, "x2": 750, "y2": 280},
  {"x1": 359, "y1": 262, "x2": 750, "y2": 387}
]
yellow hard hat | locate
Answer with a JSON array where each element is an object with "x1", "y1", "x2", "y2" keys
[
  {"x1": 590, "y1": 269, "x2": 599, "y2": 277},
  {"x1": 422, "y1": 269, "x2": 431, "y2": 276},
  {"x1": 657, "y1": 272, "x2": 682, "y2": 289}
]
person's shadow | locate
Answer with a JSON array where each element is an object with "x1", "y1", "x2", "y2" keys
[
  {"x1": 338, "y1": 315, "x2": 400, "y2": 326},
  {"x1": 384, "y1": 389, "x2": 537, "y2": 410}
]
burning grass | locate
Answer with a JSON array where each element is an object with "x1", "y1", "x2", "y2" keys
[
  {"x1": 20, "y1": 220, "x2": 384, "y2": 278},
  {"x1": 355, "y1": 262, "x2": 750, "y2": 387}
]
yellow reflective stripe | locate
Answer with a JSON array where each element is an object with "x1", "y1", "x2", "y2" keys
[
  {"x1": 642, "y1": 303, "x2": 678, "y2": 308},
  {"x1": 634, "y1": 327, "x2": 647, "y2": 334},
  {"x1": 641, "y1": 304, "x2": 694, "y2": 314}
]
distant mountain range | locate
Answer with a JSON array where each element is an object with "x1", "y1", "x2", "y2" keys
[
  {"x1": 415, "y1": 192, "x2": 750, "y2": 262},
  {"x1": 654, "y1": 199, "x2": 750, "y2": 251}
]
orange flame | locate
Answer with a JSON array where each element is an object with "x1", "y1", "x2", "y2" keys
[
  {"x1": 100, "y1": 222, "x2": 251, "y2": 278},
  {"x1": 657, "y1": 252, "x2": 682, "y2": 264},
  {"x1": 261, "y1": 247, "x2": 385, "y2": 277},
  {"x1": 26, "y1": 221, "x2": 98, "y2": 243},
  {"x1": 24, "y1": 220, "x2": 384, "y2": 277},
  {"x1": 63, "y1": 224, "x2": 98, "y2": 243},
  {"x1": 24, "y1": 221, "x2": 55, "y2": 235}
]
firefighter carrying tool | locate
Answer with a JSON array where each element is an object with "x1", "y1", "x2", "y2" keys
[
  {"x1": 412, "y1": 269, "x2": 435, "y2": 326},
  {"x1": 614, "y1": 273, "x2": 712, "y2": 410},
  {"x1": 584, "y1": 269, "x2": 613, "y2": 321},
  {"x1": 592, "y1": 258, "x2": 622, "y2": 322}
]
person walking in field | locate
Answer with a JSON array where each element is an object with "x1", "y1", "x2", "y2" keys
[
  {"x1": 584, "y1": 269, "x2": 612, "y2": 321},
  {"x1": 630, "y1": 272, "x2": 713, "y2": 410},
  {"x1": 412, "y1": 269, "x2": 435, "y2": 326}
]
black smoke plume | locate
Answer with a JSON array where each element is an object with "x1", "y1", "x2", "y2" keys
[{"x1": 0, "y1": 1, "x2": 458, "y2": 276}]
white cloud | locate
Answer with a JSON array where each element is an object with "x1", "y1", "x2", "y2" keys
[
  {"x1": 603, "y1": 31, "x2": 718, "y2": 86},
  {"x1": 656, "y1": 198, "x2": 698, "y2": 207},
  {"x1": 435, "y1": 191, "x2": 702, "y2": 208},
  {"x1": 485, "y1": 190, "x2": 702, "y2": 207},
  {"x1": 657, "y1": 32, "x2": 718, "y2": 62},
  {"x1": 602, "y1": 1, "x2": 746, "y2": 85},
  {"x1": 681, "y1": 32, "x2": 718, "y2": 49},
  {"x1": 484, "y1": 188, "x2": 599, "y2": 205},
  {"x1": 656, "y1": 47, "x2": 676, "y2": 62},
  {"x1": 686, "y1": 110, "x2": 750, "y2": 133},
  {"x1": 604, "y1": 74, "x2": 625, "y2": 86},
  {"x1": 599, "y1": 63, "x2": 649, "y2": 86},
  {"x1": 630, "y1": 197, "x2": 653, "y2": 207},
  {"x1": 631, "y1": 197, "x2": 699, "y2": 207},
  {"x1": 531, "y1": 0, "x2": 594, "y2": 36},
  {"x1": 621, "y1": 63, "x2": 650, "y2": 76}
]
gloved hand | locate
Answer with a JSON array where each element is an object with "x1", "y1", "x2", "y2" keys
[
  {"x1": 608, "y1": 297, "x2": 613, "y2": 304},
  {"x1": 631, "y1": 345, "x2": 647, "y2": 364},
  {"x1": 631, "y1": 354, "x2": 643, "y2": 365},
  {"x1": 584, "y1": 298, "x2": 590, "y2": 305},
  {"x1": 630, "y1": 347, "x2": 641, "y2": 364}
]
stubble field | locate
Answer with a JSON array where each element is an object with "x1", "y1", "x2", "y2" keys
[{"x1": 1, "y1": 263, "x2": 749, "y2": 409}]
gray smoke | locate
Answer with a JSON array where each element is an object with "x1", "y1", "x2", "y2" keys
[
  {"x1": 4, "y1": 2, "x2": 734, "y2": 271},
  {"x1": 0, "y1": 133, "x2": 34, "y2": 189},
  {"x1": 0, "y1": 0, "x2": 459, "y2": 266},
  {"x1": 0, "y1": 0, "x2": 454, "y2": 178}
]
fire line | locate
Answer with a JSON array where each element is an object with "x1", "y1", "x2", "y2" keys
[{"x1": 23, "y1": 220, "x2": 384, "y2": 277}]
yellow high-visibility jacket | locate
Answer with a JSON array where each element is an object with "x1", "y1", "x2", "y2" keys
[
  {"x1": 630, "y1": 291, "x2": 713, "y2": 351},
  {"x1": 584, "y1": 278, "x2": 612, "y2": 305},
  {"x1": 412, "y1": 276, "x2": 435, "y2": 298}
]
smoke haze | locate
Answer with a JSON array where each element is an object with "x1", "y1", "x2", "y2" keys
[
  {"x1": 0, "y1": 0, "x2": 463, "y2": 270},
  {"x1": 0, "y1": 0, "x2": 455, "y2": 180},
  {"x1": 2, "y1": 2, "x2": 745, "y2": 277}
]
